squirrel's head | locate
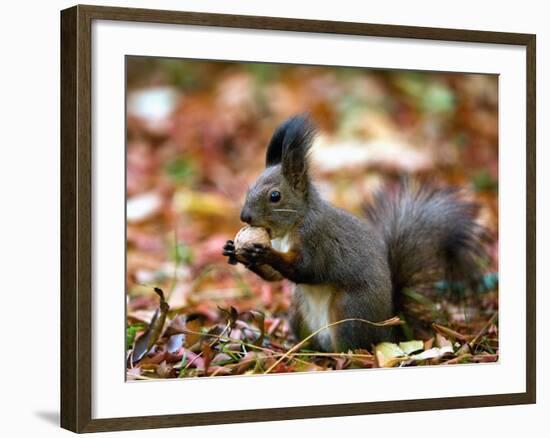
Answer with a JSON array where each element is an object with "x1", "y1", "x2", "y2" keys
[{"x1": 240, "y1": 115, "x2": 316, "y2": 239}]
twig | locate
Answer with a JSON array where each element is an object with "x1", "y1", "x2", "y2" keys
[
  {"x1": 469, "y1": 312, "x2": 498, "y2": 348},
  {"x1": 209, "y1": 351, "x2": 318, "y2": 377},
  {"x1": 188, "y1": 288, "x2": 249, "y2": 300},
  {"x1": 291, "y1": 351, "x2": 373, "y2": 359},
  {"x1": 432, "y1": 323, "x2": 471, "y2": 342},
  {"x1": 182, "y1": 329, "x2": 282, "y2": 355},
  {"x1": 127, "y1": 372, "x2": 158, "y2": 381},
  {"x1": 263, "y1": 316, "x2": 402, "y2": 374},
  {"x1": 166, "y1": 226, "x2": 179, "y2": 301},
  {"x1": 184, "y1": 322, "x2": 231, "y2": 371}
]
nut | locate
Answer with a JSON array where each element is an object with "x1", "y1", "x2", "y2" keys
[
  {"x1": 234, "y1": 226, "x2": 271, "y2": 263},
  {"x1": 235, "y1": 226, "x2": 271, "y2": 250}
]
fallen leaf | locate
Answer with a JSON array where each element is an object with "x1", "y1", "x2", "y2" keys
[
  {"x1": 131, "y1": 288, "x2": 169, "y2": 364},
  {"x1": 375, "y1": 342, "x2": 406, "y2": 368},
  {"x1": 399, "y1": 340, "x2": 424, "y2": 355},
  {"x1": 127, "y1": 192, "x2": 163, "y2": 223}
]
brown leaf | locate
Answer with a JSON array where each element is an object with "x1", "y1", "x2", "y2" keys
[
  {"x1": 157, "y1": 360, "x2": 176, "y2": 378},
  {"x1": 432, "y1": 323, "x2": 471, "y2": 342},
  {"x1": 202, "y1": 343, "x2": 213, "y2": 376},
  {"x1": 131, "y1": 287, "x2": 170, "y2": 364},
  {"x1": 243, "y1": 310, "x2": 265, "y2": 346},
  {"x1": 218, "y1": 305, "x2": 239, "y2": 328}
]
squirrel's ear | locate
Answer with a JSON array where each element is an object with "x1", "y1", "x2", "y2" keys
[
  {"x1": 265, "y1": 120, "x2": 287, "y2": 167},
  {"x1": 280, "y1": 115, "x2": 316, "y2": 192}
]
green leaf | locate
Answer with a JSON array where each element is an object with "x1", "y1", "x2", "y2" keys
[
  {"x1": 399, "y1": 340, "x2": 424, "y2": 355},
  {"x1": 375, "y1": 342, "x2": 406, "y2": 367},
  {"x1": 170, "y1": 242, "x2": 193, "y2": 264},
  {"x1": 472, "y1": 169, "x2": 498, "y2": 192},
  {"x1": 126, "y1": 323, "x2": 146, "y2": 349},
  {"x1": 422, "y1": 83, "x2": 455, "y2": 113},
  {"x1": 164, "y1": 157, "x2": 195, "y2": 184}
]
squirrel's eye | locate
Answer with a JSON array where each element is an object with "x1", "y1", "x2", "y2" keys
[{"x1": 269, "y1": 190, "x2": 281, "y2": 203}]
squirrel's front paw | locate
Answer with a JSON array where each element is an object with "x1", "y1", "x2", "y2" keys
[
  {"x1": 222, "y1": 240, "x2": 238, "y2": 265},
  {"x1": 240, "y1": 243, "x2": 271, "y2": 266}
]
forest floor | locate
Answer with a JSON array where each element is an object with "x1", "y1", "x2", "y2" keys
[{"x1": 125, "y1": 59, "x2": 499, "y2": 380}]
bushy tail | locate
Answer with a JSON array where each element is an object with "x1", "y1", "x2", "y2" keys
[{"x1": 365, "y1": 181, "x2": 490, "y2": 300}]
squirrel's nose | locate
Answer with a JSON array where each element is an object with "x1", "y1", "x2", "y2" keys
[{"x1": 240, "y1": 208, "x2": 253, "y2": 224}]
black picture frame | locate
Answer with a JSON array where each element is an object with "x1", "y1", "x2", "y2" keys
[{"x1": 61, "y1": 4, "x2": 536, "y2": 433}]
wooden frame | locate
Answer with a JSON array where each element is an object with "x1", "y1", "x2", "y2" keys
[{"x1": 60, "y1": 4, "x2": 536, "y2": 433}]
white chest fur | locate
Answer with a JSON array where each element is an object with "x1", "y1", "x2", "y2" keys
[
  {"x1": 271, "y1": 234, "x2": 293, "y2": 253},
  {"x1": 295, "y1": 284, "x2": 334, "y2": 351},
  {"x1": 271, "y1": 233, "x2": 334, "y2": 350}
]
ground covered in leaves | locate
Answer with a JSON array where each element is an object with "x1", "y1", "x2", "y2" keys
[{"x1": 125, "y1": 58, "x2": 499, "y2": 380}]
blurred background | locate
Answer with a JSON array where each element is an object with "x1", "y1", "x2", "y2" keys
[{"x1": 125, "y1": 57, "x2": 499, "y2": 373}]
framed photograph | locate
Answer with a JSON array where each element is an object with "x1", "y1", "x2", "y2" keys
[{"x1": 60, "y1": 4, "x2": 536, "y2": 433}]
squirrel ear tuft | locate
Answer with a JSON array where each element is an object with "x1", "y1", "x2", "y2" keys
[
  {"x1": 280, "y1": 115, "x2": 316, "y2": 192},
  {"x1": 265, "y1": 120, "x2": 288, "y2": 167},
  {"x1": 265, "y1": 115, "x2": 316, "y2": 168}
]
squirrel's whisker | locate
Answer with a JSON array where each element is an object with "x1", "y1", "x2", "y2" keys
[{"x1": 273, "y1": 209, "x2": 297, "y2": 213}]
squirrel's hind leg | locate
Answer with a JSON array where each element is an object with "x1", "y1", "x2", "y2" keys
[{"x1": 329, "y1": 288, "x2": 396, "y2": 352}]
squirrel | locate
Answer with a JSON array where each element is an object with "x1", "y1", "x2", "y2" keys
[{"x1": 222, "y1": 115, "x2": 488, "y2": 352}]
